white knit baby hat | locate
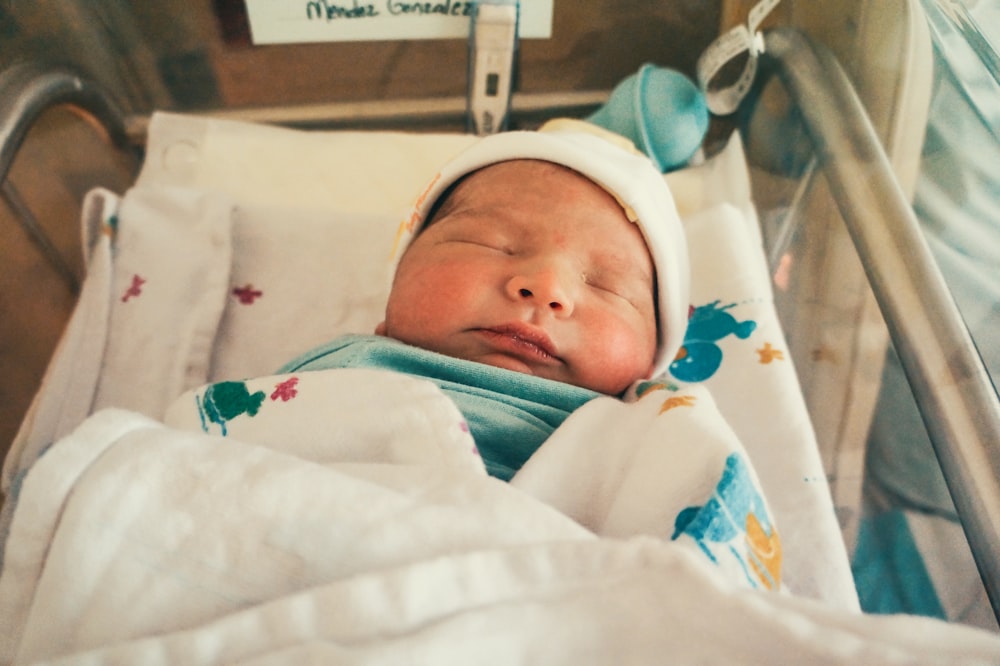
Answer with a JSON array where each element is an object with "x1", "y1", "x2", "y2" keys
[{"x1": 392, "y1": 121, "x2": 691, "y2": 380}]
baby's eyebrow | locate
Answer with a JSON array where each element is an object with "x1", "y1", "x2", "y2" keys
[{"x1": 433, "y1": 199, "x2": 512, "y2": 226}]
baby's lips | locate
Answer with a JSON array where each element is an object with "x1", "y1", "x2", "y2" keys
[{"x1": 474, "y1": 323, "x2": 564, "y2": 366}]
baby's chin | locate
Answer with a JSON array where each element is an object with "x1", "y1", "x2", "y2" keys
[
  {"x1": 461, "y1": 350, "x2": 580, "y2": 388},
  {"x1": 473, "y1": 352, "x2": 547, "y2": 378},
  {"x1": 472, "y1": 353, "x2": 635, "y2": 395}
]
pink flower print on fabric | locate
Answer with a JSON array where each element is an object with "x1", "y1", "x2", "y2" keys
[
  {"x1": 271, "y1": 377, "x2": 299, "y2": 402},
  {"x1": 121, "y1": 274, "x2": 145, "y2": 302},
  {"x1": 233, "y1": 284, "x2": 263, "y2": 304}
]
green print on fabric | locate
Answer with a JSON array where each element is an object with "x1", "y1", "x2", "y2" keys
[{"x1": 197, "y1": 380, "x2": 266, "y2": 436}]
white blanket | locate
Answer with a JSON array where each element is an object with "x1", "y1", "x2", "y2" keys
[{"x1": 3, "y1": 369, "x2": 1000, "y2": 664}]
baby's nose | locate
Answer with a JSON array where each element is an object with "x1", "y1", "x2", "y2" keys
[{"x1": 506, "y1": 264, "x2": 576, "y2": 315}]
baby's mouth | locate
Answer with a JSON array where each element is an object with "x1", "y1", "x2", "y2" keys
[{"x1": 475, "y1": 323, "x2": 561, "y2": 363}]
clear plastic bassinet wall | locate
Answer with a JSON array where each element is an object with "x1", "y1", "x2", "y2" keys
[
  {"x1": 734, "y1": 0, "x2": 1000, "y2": 628},
  {"x1": 1, "y1": 0, "x2": 998, "y2": 630}
]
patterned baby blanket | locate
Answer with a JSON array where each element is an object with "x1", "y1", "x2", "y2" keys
[
  {"x1": 3, "y1": 368, "x2": 1000, "y2": 663},
  {"x1": 169, "y1": 366, "x2": 782, "y2": 592}
]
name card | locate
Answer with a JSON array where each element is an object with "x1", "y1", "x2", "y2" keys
[{"x1": 244, "y1": 0, "x2": 553, "y2": 44}]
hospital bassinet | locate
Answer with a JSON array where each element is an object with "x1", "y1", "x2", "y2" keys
[{"x1": 1, "y1": 0, "x2": 999, "y2": 661}]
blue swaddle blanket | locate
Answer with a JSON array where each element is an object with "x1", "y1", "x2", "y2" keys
[{"x1": 279, "y1": 335, "x2": 600, "y2": 480}]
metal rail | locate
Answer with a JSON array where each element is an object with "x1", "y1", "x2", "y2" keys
[
  {"x1": 762, "y1": 27, "x2": 1000, "y2": 624},
  {"x1": 0, "y1": 61, "x2": 139, "y2": 292},
  {"x1": 0, "y1": 61, "x2": 136, "y2": 187},
  {"x1": 122, "y1": 90, "x2": 610, "y2": 144}
]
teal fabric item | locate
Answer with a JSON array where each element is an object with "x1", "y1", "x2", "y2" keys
[
  {"x1": 852, "y1": 510, "x2": 947, "y2": 620},
  {"x1": 279, "y1": 335, "x2": 600, "y2": 481},
  {"x1": 587, "y1": 64, "x2": 709, "y2": 172}
]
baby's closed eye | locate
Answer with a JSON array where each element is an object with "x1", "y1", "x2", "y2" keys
[
  {"x1": 441, "y1": 226, "x2": 514, "y2": 253},
  {"x1": 583, "y1": 271, "x2": 642, "y2": 305},
  {"x1": 455, "y1": 237, "x2": 513, "y2": 254}
]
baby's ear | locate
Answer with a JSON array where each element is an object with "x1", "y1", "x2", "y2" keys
[{"x1": 374, "y1": 321, "x2": 387, "y2": 336}]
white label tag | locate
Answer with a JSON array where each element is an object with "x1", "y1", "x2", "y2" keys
[
  {"x1": 244, "y1": 0, "x2": 553, "y2": 44},
  {"x1": 696, "y1": 0, "x2": 780, "y2": 115}
]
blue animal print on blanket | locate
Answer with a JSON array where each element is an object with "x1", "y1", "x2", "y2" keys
[
  {"x1": 672, "y1": 453, "x2": 782, "y2": 590},
  {"x1": 670, "y1": 301, "x2": 757, "y2": 382}
]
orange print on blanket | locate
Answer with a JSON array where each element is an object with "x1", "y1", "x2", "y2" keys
[
  {"x1": 756, "y1": 342, "x2": 784, "y2": 364},
  {"x1": 746, "y1": 512, "x2": 783, "y2": 590},
  {"x1": 659, "y1": 394, "x2": 697, "y2": 413}
]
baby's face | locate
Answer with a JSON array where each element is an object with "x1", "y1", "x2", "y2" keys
[{"x1": 377, "y1": 160, "x2": 657, "y2": 395}]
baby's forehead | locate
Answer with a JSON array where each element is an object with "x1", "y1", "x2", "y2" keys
[
  {"x1": 435, "y1": 159, "x2": 620, "y2": 219},
  {"x1": 466, "y1": 159, "x2": 593, "y2": 186}
]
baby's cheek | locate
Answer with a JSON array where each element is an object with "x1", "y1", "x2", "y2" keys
[
  {"x1": 624, "y1": 321, "x2": 658, "y2": 364},
  {"x1": 402, "y1": 260, "x2": 459, "y2": 295},
  {"x1": 407, "y1": 259, "x2": 490, "y2": 316},
  {"x1": 575, "y1": 314, "x2": 657, "y2": 393}
]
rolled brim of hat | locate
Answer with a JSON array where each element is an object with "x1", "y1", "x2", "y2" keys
[{"x1": 392, "y1": 127, "x2": 691, "y2": 382}]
